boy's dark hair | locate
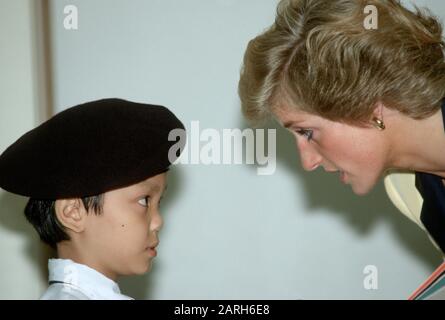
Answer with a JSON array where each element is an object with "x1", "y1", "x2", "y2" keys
[{"x1": 24, "y1": 195, "x2": 104, "y2": 249}]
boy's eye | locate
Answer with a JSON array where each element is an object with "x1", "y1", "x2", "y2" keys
[
  {"x1": 296, "y1": 129, "x2": 313, "y2": 141},
  {"x1": 138, "y1": 196, "x2": 150, "y2": 207}
]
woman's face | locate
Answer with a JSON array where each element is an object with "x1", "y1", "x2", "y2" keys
[
  {"x1": 84, "y1": 172, "x2": 167, "y2": 279},
  {"x1": 273, "y1": 105, "x2": 390, "y2": 195}
]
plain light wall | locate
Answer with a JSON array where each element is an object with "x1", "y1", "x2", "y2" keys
[
  {"x1": 0, "y1": 0, "x2": 49, "y2": 299},
  {"x1": 0, "y1": 0, "x2": 444, "y2": 299}
]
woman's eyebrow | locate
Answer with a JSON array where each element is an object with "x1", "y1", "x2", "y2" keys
[
  {"x1": 283, "y1": 121, "x2": 294, "y2": 128},
  {"x1": 283, "y1": 119, "x2": 308, "y2": 129},
  {"x1": 283, "y1": 120, "x2": 306, "y2": 128}
]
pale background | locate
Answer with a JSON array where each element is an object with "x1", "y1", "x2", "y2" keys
[{"x1": 0, "y1": 0, "x2": 444, "y2": 299}]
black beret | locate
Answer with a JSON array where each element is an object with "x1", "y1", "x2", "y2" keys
[{"x1": 0, "y1": 98, "x2": 185, "y2": 199}]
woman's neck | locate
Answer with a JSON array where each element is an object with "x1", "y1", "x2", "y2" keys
[{"x1": 386, "y1": 106, "x2": 445, "y2": 179}]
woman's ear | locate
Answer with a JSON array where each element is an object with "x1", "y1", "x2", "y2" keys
[
  {"x1": 373, "y1": 101, "x2": 398, "y2": 120},
  {"x1": 54, "y1": 199, "x2": 87, "y2": 233},
  {"x1": 372, "y1": 101, "x2": 385, "y2": 120}
]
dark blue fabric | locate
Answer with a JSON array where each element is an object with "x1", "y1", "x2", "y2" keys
[{"x1": 415, "y1": 99, "x2": 445, "y2": 253}]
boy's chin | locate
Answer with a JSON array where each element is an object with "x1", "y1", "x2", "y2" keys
[
  {"x1": 135, "y1": 260, "x2": 154, "y2": 275},
  {"x1": 121, "y1": 258, "x2": 154, "y2": 277}
]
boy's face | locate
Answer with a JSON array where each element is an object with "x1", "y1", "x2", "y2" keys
[{"x1": 84, "y1": 172, "x2": 167, "y2": 279}]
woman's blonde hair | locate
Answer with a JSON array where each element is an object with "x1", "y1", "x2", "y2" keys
[{"x1": 238, "y1": 0, "x2": 445, "y2": 126}]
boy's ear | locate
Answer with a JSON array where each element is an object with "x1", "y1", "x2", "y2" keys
[{"x1": 54, "y1": 199, "x2": 87, "y2": 233}]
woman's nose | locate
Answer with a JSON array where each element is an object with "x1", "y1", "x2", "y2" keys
[{"x1": 297, "y1": 140, "x2": 322, "y2": 171}]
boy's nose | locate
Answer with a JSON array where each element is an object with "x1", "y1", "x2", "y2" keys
[{"x1": 151, "y1": 210, "x2": 163, "y2": 232}]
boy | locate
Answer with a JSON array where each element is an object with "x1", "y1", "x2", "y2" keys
[{"x1": 0, "y1": 98, "x2": 185, "y2": 299}]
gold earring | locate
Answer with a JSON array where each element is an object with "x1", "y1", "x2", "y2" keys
[{"x1": 372, "y1": 117, "x2": 385, "y2": 130}]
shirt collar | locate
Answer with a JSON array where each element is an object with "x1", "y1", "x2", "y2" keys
[{"x1": 48, "y1": 258, "x2": 133, "y2": 300}]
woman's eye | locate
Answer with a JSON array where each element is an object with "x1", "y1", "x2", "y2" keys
[
  {"x1": 138, "y1": 196, "x2": 150, "y2": 207},
  {"x1": 296, "y1": 129, "x2": 313, "y2": 141}
]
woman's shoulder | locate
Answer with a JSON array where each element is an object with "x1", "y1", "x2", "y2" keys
[{"x1": 383, "y1": 170, "x2": 424, "y2": 228}]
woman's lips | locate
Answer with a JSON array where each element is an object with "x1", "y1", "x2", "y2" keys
[
  {"x1": 340, "y1": 171, "x2": 347, "y2": 184},
  {"x1": 325, "y1": 168, "x2": 347, "y2": 184}
]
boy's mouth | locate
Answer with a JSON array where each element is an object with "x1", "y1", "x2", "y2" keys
[{"x1": 146, "y1": 242, "x2": 159, "y2": 257}]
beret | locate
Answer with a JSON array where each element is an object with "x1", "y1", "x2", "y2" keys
[{"x1": 0, "y1": 98, "x2": 185, "y2": 199}]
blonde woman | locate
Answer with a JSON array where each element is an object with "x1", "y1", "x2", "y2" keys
[{"x1": 239, "y1": 0, "x2": 445, "y2": 254}]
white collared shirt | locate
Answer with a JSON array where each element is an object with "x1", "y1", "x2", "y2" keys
[{"x1": 40, "y1": 258, "x2": 134, "y2": 300}]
